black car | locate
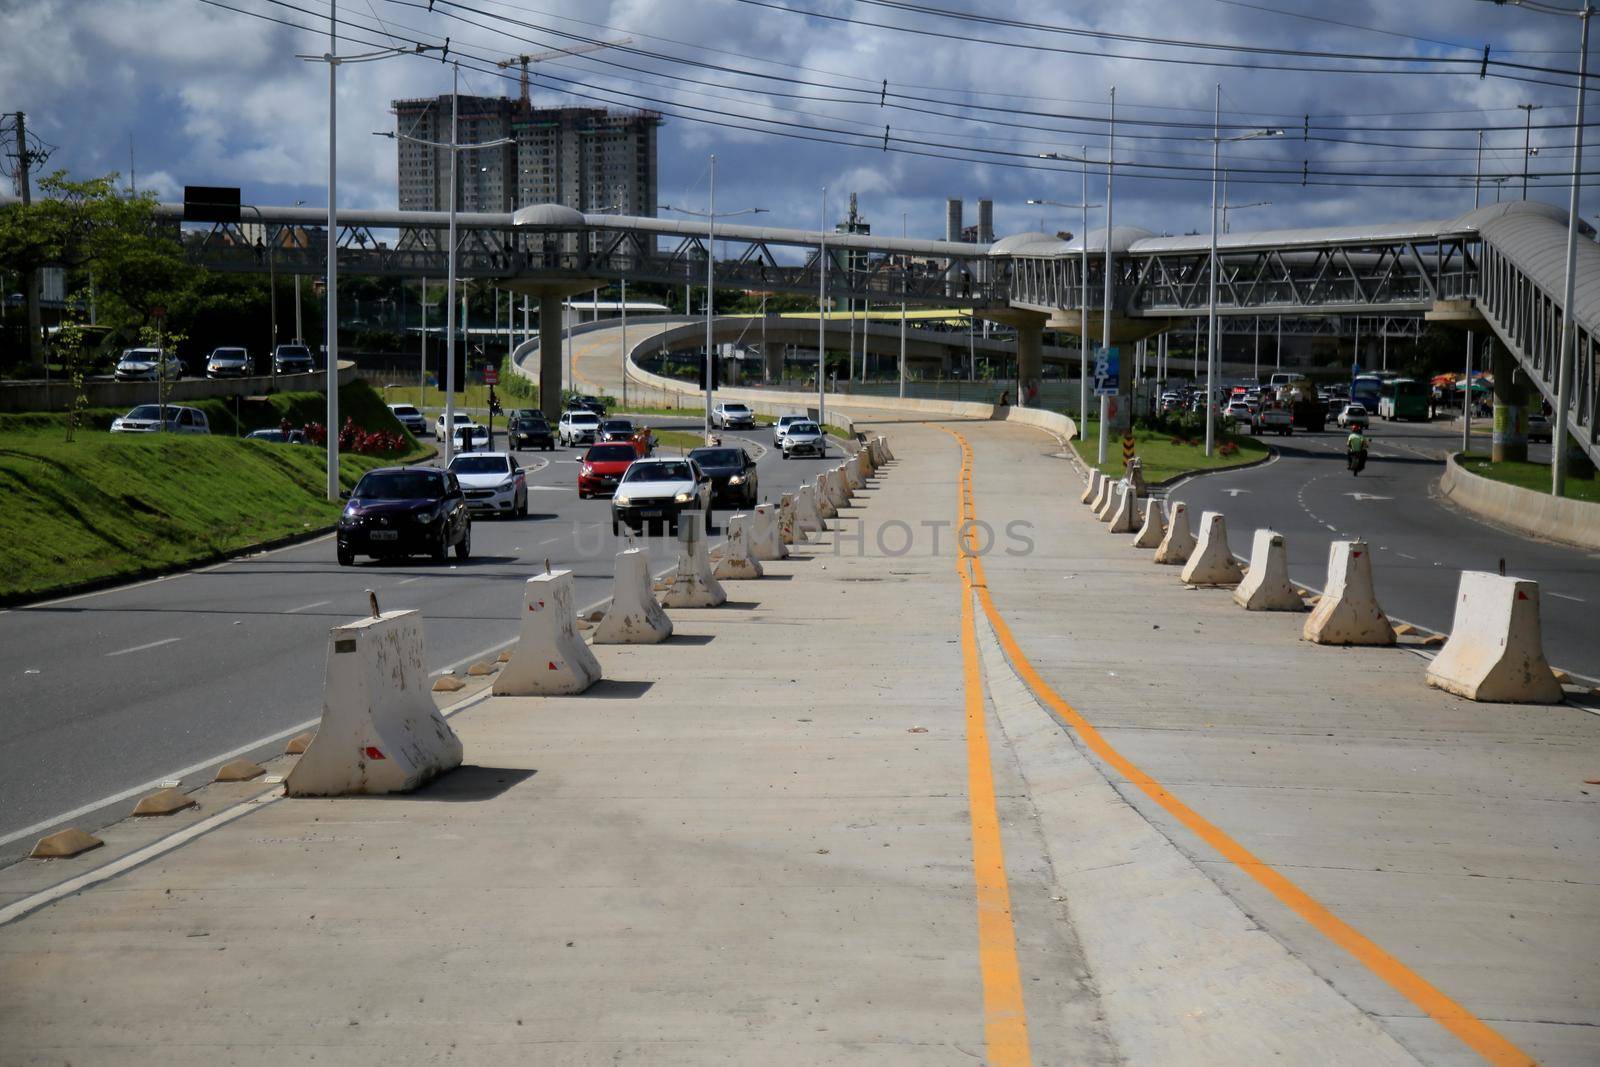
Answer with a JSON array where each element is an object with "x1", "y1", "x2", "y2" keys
[
  {"x1": 571, "y1": 393, "x2": 608, "y2": 416},
  {"x1": 273, "y1": 343, "x2": 316, "y2": 375},
  {"x1": 687, "y1": 445, "x2": 759, "y2": 508},
  {"x1": 509, "y1": 412, "x2": 555, "y2": 450},
  {"x1": 336, "y1": 467, "x2": 471, "y2": 566}
]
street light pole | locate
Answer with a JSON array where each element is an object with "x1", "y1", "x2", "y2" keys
[
  {"x1": 1206, "y1": 84, "x2": 1221, "y2": 458},
  {"x1": 1100, "y1": 87, "x2": 1115, "y2": 467},
  {"x1": 325, "y1": 1, "x2": 340, "y2": 500},
  {"x1": 705, "y1": 153, "x2": 715, "y2": 440},
  {"x1": 1519, "y1": 103, "x2": 1542, "y2": 199},
  {"x1": 1553, "y1": 5, "x2": 1590, "y2": 494},
  {"x1": 900, "y1": 211, "x2": 907, "y2": 399},
  {"x1": 819, "y1": 186, "x2": 828, "y2": 428},
  {"x1": 1026, "y1": 176, "x2": 1101, "y2": 427}
]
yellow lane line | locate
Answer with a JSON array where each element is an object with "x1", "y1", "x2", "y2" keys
[
  {"x1": 937, "y1": 424, "x2": 1535, "y2": 1067},
  {"x1": 951, "y1": 434, "x2": 1034, "y2": 1066}
]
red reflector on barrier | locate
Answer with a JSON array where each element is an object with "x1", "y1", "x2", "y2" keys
[{"x1": 363, "y1": 746, "x2": 386, "y2": 760}]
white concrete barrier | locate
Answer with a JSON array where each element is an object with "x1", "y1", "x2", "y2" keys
[
  {"x1": 814, "y1": 477, "x2": 839, "y2": 519},
  {"x1": 1082, "y1": 469, "x2": 1104, "y2": 505},
  {"x1": 1090, "y1": 474, "x2": 1112, "y2": 514},
  {"x1": 1107, "y1": 484, "x2": 1139, "y2": 533},
  {"x1": 844, "y1": 455, "x2": 866, "y2": 490},
  {"x1": 286, "y1": 610, "x2": 464, "y2": 797},
  {"x1": 1095, "y1": 479, "x2": 1122, "y2": 522},
  {"x1": 1425, "y1": 572, "x2": 1563, "y2": 703},
  {"x1": 777, "y1": 492, "x2": 800, "y2": 545},
  {"x1": 1132, "y1": 498, "x2": 1166, "y2": 549},
  {"x1": 869, "y1": 438, "x2": 887, "y2": 467},
  {"x1": 495, "y1": 571, "x2": 604, "y2": 695},
  {"x1": 1233, "y1": 530, "x2": 1305, "y2": 611},
  {"x1": 661, "y1": 521, "x2": 727, "y2": 607},
  {"x1": 821, "y1": 468, "x2": 846, "y2": 508},
  {"x1": 1302, "y1": 541, "x2": 1395, "y2": 646},
  {"x1": 835, "y1": 465, "x2": 856, "y2": 501},
  {"x1": 713, "y1": 513, "x2": 765, "y2": 580},
  {"x1": 1181, "y1": 511, "x2": 1245, "y2": 586},
  {"x1": 750, "y1": 502, "x2": 788, "y2": 561},
  {"x1": 797, "y1": 482, "x2": 829, "y2": 533},
  {"x1": 856, "y1": 449, "x2": 873, "y2": 481},
  {"x1": 594, "y1": 549, "x2": 674, "y2": 644},
  {"x1": 1153, "y1": 501, "x2": 1197, "y2": 565},
  {"x1": 880, "y1": 438, "x2": 895, "y2": 462}
]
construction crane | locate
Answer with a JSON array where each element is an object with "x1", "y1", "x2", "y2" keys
[{"x1": 497, "y1": 39, "x2": 631, "y2": 109}]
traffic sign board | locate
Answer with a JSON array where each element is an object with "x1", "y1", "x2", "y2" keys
[
  {"x1": 482, "y1": 366, "x2": 499, "y2": 385},
  {"x1": 1093, "y1": 345, "x2": 1120, "y2": 396}
]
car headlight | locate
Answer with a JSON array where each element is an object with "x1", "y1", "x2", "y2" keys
[
  {"x1": 728, "y1": 473, "x2": 745, "y2": 485},
  {"x1": 342, "y1": 505, "x2": 359, "y2": 520},
  {"x1": 581, "y1": 464, "x2": 593, "y2": 475},
  {"x1": 673, "y1": 491, "x2": 694, "y2": 504},
  {"x1": 614, "y1": 495, "x2": 631, "y2": 507},
  {"x1": 414, "y1": 506, "x2": 440, "y2": 523}
]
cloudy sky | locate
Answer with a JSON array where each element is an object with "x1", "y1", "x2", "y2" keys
[{"x1": 3, "y1": 0, "x2": 1596, "y2": 243}]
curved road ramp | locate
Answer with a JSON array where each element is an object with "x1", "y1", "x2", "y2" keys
[{"x1": 1, "y1": 419, "x2": 1595, "y2": 1066}]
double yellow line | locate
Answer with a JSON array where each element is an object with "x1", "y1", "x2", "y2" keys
[{"x1": 942, "y1": 424, "x2": 1535, "y2": 1067}]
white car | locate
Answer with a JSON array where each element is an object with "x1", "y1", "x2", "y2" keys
[
  {"x1": 114, "y1": 347, "x2": 185, "y2": 382},
  {"x1": 558, "y1": 410, "x2": 601, "y2": 446},
  {"x1": 389, "y1": 403, "x2": 427, "y2": 435},
  {"x1": 1336, "y1": 403, "x2": 1369, "y2": 429},
  {"x1": 205, "y1": 346, "x2": 251, "y2": 378},
  {"x1": 611, "y1": 456, "x2": 711, "y2": 535},
  {"x1": 710, "y1": 402, "x2": 756, "y2": 430},
  {"x1": 452, "y1": 423, "x2": 491, "y2": 453},
  {"x1": 447, "y1": 451, "x2": 527, "y2": 518},
  {"x1": 110, "y1": 404, "x2": 211, "y2": 434},
  {"x1": 773, "y1": 414, "x2": 808, "y2": 443},
  {"x1": 436, "y1": 411, "x2": 476, "y2": 438},
  {"x1": 780, "y1": 420, "x2": 825, "y2": 459},
  {"x1": 1224, "y1": 401, "x2": 1253, "y2": 423}
]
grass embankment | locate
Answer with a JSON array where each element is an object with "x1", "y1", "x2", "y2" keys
[
  {"x1": 1458, "y1": 453, "x2": 1600, "y2": 504},
  {"x1": 1072, "y1": 418, "x2": 1271, "y2": 484},
  {"x1": 0, "y1": 382, "x2": 428, "y2": 601}
]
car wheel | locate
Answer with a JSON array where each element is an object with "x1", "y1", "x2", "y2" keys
[
  {"x1": 432, "y1": 537, "x2": 449, "y2": 563},
  {"x1": 520, "y1": 491, "x2": 529, "y2": 518},
  {"x1": 579, "y1": 489, "x2": 588, "y2": 500},
  {"x1": 455, "y1": 526, "x2": 471, "y2": 561},
  {"x1": 611, "y1": 517, "x2": 620, "y2": 536},
  {"x1": 337, "y1": 546, "x2": 354, "y2": 567}
]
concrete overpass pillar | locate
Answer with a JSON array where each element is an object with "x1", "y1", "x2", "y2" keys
[
  {"x1": 1490, "y1": 340, "x2": 1527, "y2": 463},
  {"x1": 539, "y1": 292, "x2": 564, "y2": 420},
  {"x1": 765, "y1": 336, "x2": 784, "y2": 383},
  {"x1": 1016, "y1": 319, "x2": 1044, "y2": 407}
]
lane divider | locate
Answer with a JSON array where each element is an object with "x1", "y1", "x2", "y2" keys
[
  {"x1": 936, "y1": 424, "x2": 1534, "y2": 1067},
  {"x1": 950, "y1": 437, "x2": 1034, "y2": 1067}
]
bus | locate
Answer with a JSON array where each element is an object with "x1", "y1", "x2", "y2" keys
[
  {"x1": 1377, "y1": 377, "x2": 1430, "y2": 421},
  {"x1": 1350, "y1": 373, "x2": 1387, "y2": 412}
]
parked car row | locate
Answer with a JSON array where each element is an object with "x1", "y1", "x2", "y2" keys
[{"x1": 111, "y1": 343, "x2": 321, "y2": 382}]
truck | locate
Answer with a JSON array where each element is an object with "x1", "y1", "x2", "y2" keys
[{"x1": 1278, "y1": 377, "x2": 1327, "y2": 431}]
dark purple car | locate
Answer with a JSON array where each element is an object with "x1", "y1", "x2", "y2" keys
[{"x1": 336, "y1": 467, "x2": 471, "y2": 566}]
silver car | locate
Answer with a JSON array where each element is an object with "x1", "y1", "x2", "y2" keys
[
  {"x1": 780, "y1": 420, "x2": 825, "y2": 459},
  {"x1": 114, "y1": 348, "x2": 184, "y2": 382},
  {"x1": 205, "y1": 346, "x2": 252, "y2": 378},
  {"x1": 110, "y1": 404, "x2": 211, "y2": 434}
]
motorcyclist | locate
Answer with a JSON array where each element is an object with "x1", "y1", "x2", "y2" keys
[{"x1": 1346, "y1": 426, "x2": 1369, "y2": 475}]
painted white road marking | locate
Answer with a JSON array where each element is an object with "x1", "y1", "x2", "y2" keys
[
  {"x1": 396, "y1": 576, "x2": 422, "y2": 585},
  {"x1": 1548, "y1": 592, "x2": 1585, "y2": 603},
  {"x1": 1222, "y1": 488, "x2": 1251, "y2": 497},
  {"x1": 105, "y1": 638, "x2": 180, "y2": 658},
  {"x1": 284, "y1": 600, "x2": 331, "y2": 614},
  {"x1": 1344, "y1": 492, "x2": 1392, "y2": 501}
]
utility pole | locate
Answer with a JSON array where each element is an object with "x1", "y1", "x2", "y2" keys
[
  {"x1": 1519, "y1": 103, "x2": 1542, "y2": 199},
  {"x1": 818, "y1": 186, "x2": 828, "y2": 429},
  {"x1": 900, "y1": 211, "x2": 907, "y2": 399},
  {"x1": 13, "y1": 112, "x2": 43, "y2": 364},
  {"x1": 420, "y1": 277, "x2": 428, "y2": 410},
  {"x1": 1100, "y1": 87, "x2": 1116, "y2": 467}
]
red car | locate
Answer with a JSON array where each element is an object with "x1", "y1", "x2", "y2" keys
[{"x1": 578, "y1": 442, "x2": 639, "y2": 498}]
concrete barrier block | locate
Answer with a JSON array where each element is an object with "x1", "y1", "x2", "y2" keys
[
  {"x1": 1090, "y1": 475, "x2": 1113, "y2": 516},
  {"x1": 1425, "y1": 572, "x2": 1563, "y2": 704},
  {"x1": 750, "y1": 503, "x2": 787, "y2": 561},
  {"x1": 812, "y1": 477, "x2": 839, "y2": 519},
  {"x1": 1153, "y1": 502, "x2": 1196, "y2": 565},
  {"x1": 286, "y1": 610, "x2": 464, "y2": 796},
  {"x1": 833, "y1": 465, "x2": 854, "y2": 503},
  {"x1": 285, "y1": 732, "x2": 315, "y2": 755},
  {"x1": 1181, "y1": 511, "x2": 1244, "y2": 587},
  {"x1": 1081, "y1": 469, "x2": 1103, "y2": 505},
  {"x1": 133, "y1": 787, "x2": 197, "y2": 816},
  {"x1": 844, "y1": 456, "x2": 866, "y2": 490},
  {"x1": 1132, "y1": 498, "x2": 1166, "y2": 549},
  {"x1": 662, "y1": 522, "x2": 727, "y2": 608},
  {"x1": 595, "y1": 548, "x2": 674, "y2": 643},
  {"x1": 1302, "y1": 541, "x2": 1396, "y2": 646},
  {"x1": 796, "y1": 482, "x2": 829, "y2": 534},
  {"x1": 30, "y1": 828, "x2": 103, "y2": 859},
  {"x1": 493, "y1": 573, "x2": 604, "y2": 696},
  {"x1": 777, "y1": 493, "x2": 798, "y2": 545},
  {"x1": 432, "y1": 675, "x2": 465, "y2": 693},
  {"x1": 1107, "y1": 484, "x2": 1139, "y2": 533},
  {"x1": 712, "y1": 514, "x2": 765, "y2": 581},
  {"x1": 1233, "y1": 530, "x2": 1305, "y2": 611},
  {"x1": 214, "y1": 758, "x2": 265, "y2": 783},
  {"x1": 1095, "y1": 479, "x2": 1122, "y2": 523}
]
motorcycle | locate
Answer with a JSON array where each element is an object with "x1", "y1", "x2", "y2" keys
[{"x1": 1347, "y1": 447, "x2": 1368, "y2": 476}]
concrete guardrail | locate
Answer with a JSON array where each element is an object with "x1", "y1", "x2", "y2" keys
[
  {"x1": 1439, "y1": 452, "x2": 1600, "y2": 551},
  {"x1": 1, "y1": 362, "x2": 362, "y2": 414}
]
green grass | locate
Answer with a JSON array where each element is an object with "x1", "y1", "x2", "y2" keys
[
  {"x1": 1458, "y1": 453, "x2": 1600, "y2": 504},
  {"x1": 1072, "y1": 419, "x2": 1271, "y2": 484},
  {"x1": 0, "y1": 381, "x2": 430, "y2": 601}
]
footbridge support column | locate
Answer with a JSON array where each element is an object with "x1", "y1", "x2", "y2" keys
[
  {"x1": 1490, "y1": 340, "x2": 1528, "y2": 464},
  {"x1": 978, "y1": 307, "x2": 1050, "y2": 407},
  {"x1": 538, "y1": 292, "x2": 564, "y2": 420}
]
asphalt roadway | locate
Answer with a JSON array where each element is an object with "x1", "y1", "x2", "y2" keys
[
  {"x1": 0, "y1": 420, "x2": 842, "y2": 860},
  {"x1": 1170, "y1": 417, "x2": 1599, "y2": 677}
]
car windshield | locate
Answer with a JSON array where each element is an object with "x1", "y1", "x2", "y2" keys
[
  {"x1": 277, "y1": 347, "x2": 310, "y2": 358},
  {"x1": 247, "y1": 430, "x2": 287, "y2": 442},
  {"x1": 213, "y1": 349, "x2": 246, "y2": 359},
  {"x1": 724, "y1": 404, "x2": 750, "y2": 413},
  {"x1": 587, "y1": 444, "x2": 637, "y2": 462},
  {"x1": 391, "y1": 405, "x2": 419, "y2": 416},
  {"x1": 689, "y1": 448, "x2": 743, "y2": 467},
  {"x1": 124, "y1": 405, "x2": 171, "y2": 420},
  {"x1": 443, "y1": 414, "x2": 473, "y2": 424},
  {"x1": 122, "y1": 350, "x2": 160, "y2": 361},
  {"x1": 778, "y1": 416, "x2": 802, "y2": 425},
  {"x1": 355, "y1": 470, "x2": 442, "y2": 499},
  {"x1": 625, "y1": 461, "x2": 692, "y2": 482},
  {"x1": 569, "y1": 413, "x2": 599, "y2": 424},
  {"x1": 449, "y1": 456, "x2": 511, "y2": 475},
  {"x1": 601, "y1": 421, "x2": 634, "y2": 433},
  {"x1": 789, "y1": 422, "x2": 819, "y2": 434}
]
